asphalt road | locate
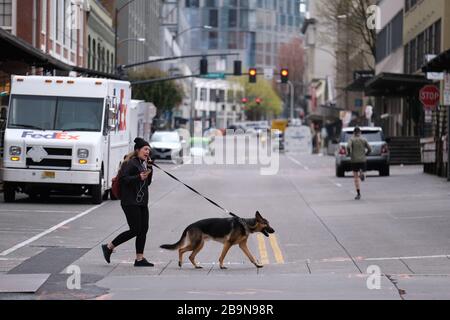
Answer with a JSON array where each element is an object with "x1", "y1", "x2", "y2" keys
[{"x1": 1, "y1": 148, "x2": 450, "y2": 300}]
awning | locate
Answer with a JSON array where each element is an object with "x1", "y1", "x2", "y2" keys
[
  {"x1": 0, "y1": 28, "x2": 118, "y2": 78},
  {"x1": 0, "y1": 28, "x2": 70, "y2": 72},
  {"x1": 364, "y1": 72, "x2": 432, "y2": 97},
  {"x1": 422, "y1": 49, "x2": 450, "y2": 73},
  {"x1": 346, "y1": 76, "x2": 371, "y2": 92}
]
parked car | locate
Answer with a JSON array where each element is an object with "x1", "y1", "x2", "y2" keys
[
  {"x1": 150, "y1": 131, "x2": 184, "y2": 163},
  {"x1": 335, "y1": 127, "x2": 390, "y2": 177}
]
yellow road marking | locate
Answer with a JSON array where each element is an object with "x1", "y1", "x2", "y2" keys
[
  {"x1": 269, "y1": 235, "x2": 285, "y2": 264},
  {"x1": 257, "y1": 234, "x2": 270, "y2": 265}
]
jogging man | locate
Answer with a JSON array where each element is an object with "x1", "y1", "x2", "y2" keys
[{"x1": 348, "y1": 127, "x2": 372, "y2": 200}]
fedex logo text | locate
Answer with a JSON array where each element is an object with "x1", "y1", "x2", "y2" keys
[{"x1": 21, "y1": 131, "x2": 80, "y2": 140}]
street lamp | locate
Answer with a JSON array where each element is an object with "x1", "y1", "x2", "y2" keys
[
  {"x1": 115, "y1": 0, "x2": 140, "y2": 70},
  {"x1": 172, "y1": 25, "x2": 212, "y2": 49},
  {"x1": 118, "y1": 38, "x2": 146, "y2": 46},
  {"x1": 173, "y1": 25, "x2": 213, "y2": 42}
]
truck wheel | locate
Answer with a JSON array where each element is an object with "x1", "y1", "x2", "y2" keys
[
  {"x1": 3, "y1": 183, "x2": 16, "y2": 203},
  {"x1": 91, "y1": 184, "x2": 103, "y2": 204},
  {"x1": 336, "y1": 165, "x2": 345, "y2": 178},
  {"x1": 380, "y1": 166, "x2": 390, "y2": 177},
  {"x1": 91, "y1": 172, "x2": 105, "y2": 205}
]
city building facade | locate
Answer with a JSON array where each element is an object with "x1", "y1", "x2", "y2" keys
[
  {"x1": 176, "y1": 0, "x2": 308, "y2": 73},
  {"x1": 87, "y1": 0, "x2": 115, "y2": 74},
  {"x1": 116, "y1": 0, "x2": 161, "y2": 66}
]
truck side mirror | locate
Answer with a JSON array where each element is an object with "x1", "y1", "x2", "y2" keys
[
  {"x1": 0, "y1": 108, "x2": 6, "y2": 120},
  {"x1": 108, "y1": 108, "x2": 116, "y2": 129}
]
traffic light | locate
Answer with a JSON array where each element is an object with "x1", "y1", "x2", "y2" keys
[
  {"x1": 249, "y1": 68, "x2": 257, "y2": 83},
  {"x1": 255, "y1": 97, "x2": 262, "y2": 105},
  {"x1": 280, "y1": 68, "x2": 289, "y2": 83},
  {"x1": 200, "y1": 57, "x2": 208, "y2": 75},
  {"x1": 234, "y1": 60, "x2": 242, "y2": 76},
  {"x1": 241, "y1": 97, "x2": 248, "y2": 110}
]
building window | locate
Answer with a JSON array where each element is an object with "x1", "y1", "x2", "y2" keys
[
  {"x1": 41, "y1": 0, "x2": 47, "y2": 33},
  {"x1": 55, "y1": 0, "x2": 60, "y2": 41},
  {"x1": 405, "y1": 0, "x2": 418, "y2": 13},
  {"x1": 97, "y1": 43, "x2": 101, "y2": 71},
  {"x1": 228, "y1": 31, "x2": 237, "y2": 49},
  {"x1": 404, "y1": 19, "x2": 441, "y2": 73},
  {"x1": 0, "y1": 0, "x2": 12, "y2": 30},
  {"x1": 229, "y1": 9, "x2": 237, "y2": 28},
  {"x1": 208, "y1": 31, "x2": 218, "y2": 49},
  {"x1": 185, "y1": 0, "x2": 199, "y2": 8},
  {"x1": 376, "y1": 11, "x2": 403, "y2": 63},
  {"x1": 88, "y1": 35, "x2": 91, "y2": 69},
  {"x1": 209, "y1": 9, "x2": 218, "y2": 27},
  {"x1": 200, "y1": 88, "x2": 207, "y2": 101},
  {"x1": 205, "y1": 0, "x2": 216, "y2": 7}
]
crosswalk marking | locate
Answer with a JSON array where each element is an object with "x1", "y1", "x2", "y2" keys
[
  {"x1": 257, "y1": 234, "x2": 270, "y2": 265},
  {"x1": 269, "y1": 235, "x2": 285, "y2": 264}
]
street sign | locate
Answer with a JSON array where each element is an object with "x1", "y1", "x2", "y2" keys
[
  {"x1": 264, "y1": 68, "x2": 274, "y2": 80},
  {"x1": 425, "y1": 109, "x2": 433, "y2": 123},
  {"x1": 201, "y1": 73, "x2": 225, "y2": 79},
  {"x1": 444, "y1": 73, "x2": 450, "y2": 106},
  {"x1": 420, "y1": 85, "x2": 440, "y2": 110}
]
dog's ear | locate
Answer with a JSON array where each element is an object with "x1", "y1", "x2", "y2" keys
[{"x1": 255, "y1": 211, "x2": 263, "y2": 221}]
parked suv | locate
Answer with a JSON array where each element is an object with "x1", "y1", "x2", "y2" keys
[{"x1": 335, "y1": 127, "x2": 390, "y2": 177}]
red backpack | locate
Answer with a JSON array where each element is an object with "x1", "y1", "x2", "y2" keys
[{"x1": 111, "y1": 168, "x2": 122, "y2": 200}]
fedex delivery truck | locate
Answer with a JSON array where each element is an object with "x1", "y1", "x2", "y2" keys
[{"x1": 1, "y1": 75, "x2": 142, "y2": 204}]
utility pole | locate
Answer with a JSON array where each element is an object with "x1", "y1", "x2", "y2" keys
[
  {"x1": 190, "y1": 78, "x2": 196, "y2": 137},
  {"x1": 288, "y1": 80, "x2": 295, "y2": 120}
]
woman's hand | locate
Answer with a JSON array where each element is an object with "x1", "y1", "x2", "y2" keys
[{"x1": 140, "y1": 171, "x2": 151, "y2": 181}]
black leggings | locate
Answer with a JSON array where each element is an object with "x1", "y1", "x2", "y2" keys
[{"x1": 112, "y1": 205, "x2": 149, "y2": 254}]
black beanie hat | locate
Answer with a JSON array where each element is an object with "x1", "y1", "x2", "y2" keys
[{"x1": 134, "y1": 137, "x2": 150, "y2": 151}]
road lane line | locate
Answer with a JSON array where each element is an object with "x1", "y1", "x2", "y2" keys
[
  {"x1": 0, "y1": 203, "x2": 107, "y2": 257},
  {"x1": 269, "y1": 235, "x2": 285, "y2": 264},
  {"x1": 256, "y1": 234, "x2": 270, "y2": 265},
  {"x1": 0, "y1": 209, "x2": 80, "y2": 214},
  {"x1": 287, "y1": 155, "x2": 309, "y2": 170}
]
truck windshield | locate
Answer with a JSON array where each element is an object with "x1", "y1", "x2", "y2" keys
[{"x1": 7, "y1": 95, "x2": 104, "y2": 132}]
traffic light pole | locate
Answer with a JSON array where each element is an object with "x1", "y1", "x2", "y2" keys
[
  {"x1": 288, "y1": 80, "x2": 295, "y2": 120},
  {"x1": 120, "y1": 53, "x2": 239, "y2": 71}
]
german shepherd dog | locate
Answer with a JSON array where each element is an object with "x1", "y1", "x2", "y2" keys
[{"x1": 160, "y1": 212, "x2": 275, "y2": 269}]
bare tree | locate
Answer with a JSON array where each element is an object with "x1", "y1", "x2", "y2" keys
[
  {"x1": 277, "y1": 37, "x2": 305, "y2": 114},
  {"x1": 316, "y1": 0, "x2": 376, "y2": 69}
]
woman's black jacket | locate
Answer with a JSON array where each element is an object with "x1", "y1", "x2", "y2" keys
[{"x1": 119, "y1": 157, "x2": 153, "y2": 206}]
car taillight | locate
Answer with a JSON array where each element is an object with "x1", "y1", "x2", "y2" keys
[
  {"x1": 381, "y1": 144, "x2": 389, "y2": 154},
  {"x1": 339, "y1": 146, "x2": 347, "y2": 155}
]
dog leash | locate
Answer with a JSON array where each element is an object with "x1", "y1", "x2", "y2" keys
[{"x1": 151, "y1": 162, "x2": 241, "y2": 220}]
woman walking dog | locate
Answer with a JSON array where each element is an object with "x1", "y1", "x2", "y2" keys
[{"x1": 102, "y1": 138, "x2": 154, "y2": 267}]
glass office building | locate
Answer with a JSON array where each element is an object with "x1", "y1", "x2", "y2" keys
[{"x1": 179, "y1": 0, "x2": 308, "y2": 72}]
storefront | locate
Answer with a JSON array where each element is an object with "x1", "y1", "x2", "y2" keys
[{"x1": 422, "y1": 49, "x2": 450, "y2": 180}]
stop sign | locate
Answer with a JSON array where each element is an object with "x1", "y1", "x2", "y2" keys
[{"x1": 420, "y1": 85, "x2": 440, "y2": 110}]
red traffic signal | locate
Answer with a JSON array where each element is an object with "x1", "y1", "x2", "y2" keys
[
  {"x1": 255, "y1": 97, "x2": 262, "y2": 105},
  {"x1": 249, "y1": 68, "x2": 257, "y2": 83},
  {"x1": 241, "y1": 97, "x2": 249, "y2": 104},
  {"x1": 280, "y1": 68, "x2": 289, "y2": 83}
]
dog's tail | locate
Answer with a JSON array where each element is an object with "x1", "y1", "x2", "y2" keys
[{"x1": 160, "y1": 228, "x2": 188, "y2": 250}]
